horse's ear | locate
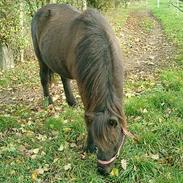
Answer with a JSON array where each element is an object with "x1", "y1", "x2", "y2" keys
[{"x1": 108, "y1": 116, "x2": 118, "y2": 128}]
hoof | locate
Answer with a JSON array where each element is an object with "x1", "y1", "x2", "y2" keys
[
  {"x1": 67, "y1": 99, "x2": 77, "y2": 107},
  {"x1": 48, "y1": 97, "x2": 53, "y2": 105},
  {"x1": 43, "y1": 96, "x2": 53, "y2": 107}
]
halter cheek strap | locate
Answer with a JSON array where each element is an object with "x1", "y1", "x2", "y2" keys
[{"x1": 97, "y1": 130, "x2": 125, "y2": 165}]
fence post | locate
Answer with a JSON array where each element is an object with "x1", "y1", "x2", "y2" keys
[{"x1": 177, "y1": 0, "x2": 179, "y2": 14}]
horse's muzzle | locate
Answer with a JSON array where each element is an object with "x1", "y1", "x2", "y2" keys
[
  {"x1": 97, "y1": 129, "x2": 126, "y2": 166},
  {"x1": 97, "y1": 162, "x2": 113, "y2": 175}
]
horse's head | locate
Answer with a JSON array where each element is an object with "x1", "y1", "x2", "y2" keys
[{"x1": 90, "y1": 112, "x2": 125, "y2": 175}]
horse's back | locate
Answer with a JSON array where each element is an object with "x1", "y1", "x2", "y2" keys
[
  {"x1": 31, "y1": 4, "x2": 80, "y2": 78},
  {"x1": 32, "y1": 4, "x2": 80, "y2": 32},
  {"x1": 32, "y1": 4, "x2": 80, "y2": 42}
]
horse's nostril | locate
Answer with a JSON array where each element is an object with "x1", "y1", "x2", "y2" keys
[{"x1": 97, "y1": 166, "x2": 108, "y2": 176}]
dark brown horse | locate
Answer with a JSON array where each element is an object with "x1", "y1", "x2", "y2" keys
[{"x1": 31, "y1": 4, "x2": 127, "y2": 175}]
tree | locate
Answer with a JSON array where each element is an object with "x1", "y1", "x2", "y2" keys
[
  {"x1": 82, "y1": 0, "x2": 87, "y2": 10},
  {"x1": 0, "y1": 0, "x2": 19, "y2": 70},
  {"x1": 87, "y1": 0, "x2": 113, "y2": 10},
  {"x1": 0, "y1": 43, "x2": 14, "y2": 70},
  {"x1": 19, "y1": 0, "x2": 24, "y2": 62}
]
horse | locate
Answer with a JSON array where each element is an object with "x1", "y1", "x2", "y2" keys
[{"x1": 31, "y1": 4, "x2": 127, "y2": 175}]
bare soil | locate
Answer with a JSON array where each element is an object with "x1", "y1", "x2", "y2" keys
[{"x1": 120, "y1": 10, "x2": 175, "y2": 79}]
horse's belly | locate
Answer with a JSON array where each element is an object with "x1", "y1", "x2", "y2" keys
[{"x1": 41, "y1": 52, "x2": 73, "y2": 79}]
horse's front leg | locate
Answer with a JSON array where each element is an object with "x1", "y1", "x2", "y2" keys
[
  {"x1": 84, "y1": 115, "x2": 97, "y2": 153},
  {"x1": 85, "y1": 128, "x2": 97, "y2": 153},
  {"x1": 61, "y1": 76, "x2": 76, "y2": 107}
]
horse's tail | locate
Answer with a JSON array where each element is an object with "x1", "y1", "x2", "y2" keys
[
  {"x1": 32, "y1": 8, "x2": 51, "y2": 39},
  {"x1": 31, "y1": 8, "x2": 54, "y2": 86}
]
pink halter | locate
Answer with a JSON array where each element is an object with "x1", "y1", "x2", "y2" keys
[{"x1": 97, "y1": 130, "x2": 125, "y2": 165}]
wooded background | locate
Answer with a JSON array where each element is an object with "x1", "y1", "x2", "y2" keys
[{"x1": 0, "y1": 0, "x2": 182, "y2": 70}]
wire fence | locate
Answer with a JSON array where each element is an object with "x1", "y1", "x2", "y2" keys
[{"x1": 169, "y1": 0, "x2": 183, "y2": 12}]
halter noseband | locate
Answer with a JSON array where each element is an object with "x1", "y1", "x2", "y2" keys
[{"x1": 97, "y1": 129, "x2": 125, "y2": 165}]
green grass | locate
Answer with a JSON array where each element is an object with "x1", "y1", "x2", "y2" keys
[
  {"x1": 149, "y1": 0, "x2": 183, "y2": 49},
  {"x1": 0, "y1": 1, "x2": 183, "y2": 182},
  {"x1": 0, "y1": 61, "x2": 39, "y2": 89},
  {"x1": 0, "y1": 116, "x2": 19, "y2": 132}
]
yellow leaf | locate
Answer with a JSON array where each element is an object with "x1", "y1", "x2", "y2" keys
[
  {"x1": 110, "y1": 168, "x2": 119, "y2": 176},
  {"x1": 63, "y1": 127, "x2": 71, "y2": 133},
  {"x1": 32, "y1": 171, "x2": 38, "y2": 182},
  {"x1": 32, "y1": 168, "x2": 45, "y2": 182}
]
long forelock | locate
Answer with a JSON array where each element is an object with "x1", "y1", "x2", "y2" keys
[{"x1": 91, "y1": 111, "x2": 119, "y2": 151}]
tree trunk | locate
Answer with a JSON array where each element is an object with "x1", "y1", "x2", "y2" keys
[
  {"x1": 0, "y1": 44, "x2": 14, "y2": 70},
  {"x1": 19, "y1": 0, "x2": 24, "y2": 62},
  {"x1": 114, "y1": 0, "x2": 120, "y2": 8},
  {"x1": 47, "y1": 0, "x2": 56, "y2": 3},
  {"x1": 82, "y1": 0, "x2": 87, "y2": 11}
]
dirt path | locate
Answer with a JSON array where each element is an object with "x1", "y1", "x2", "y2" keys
[
  {"x1": 120, "y1": 10, "x2": 175, "y2": 79},
  {"x1": 0, "y1": 10, "x2": 176, "y2": 108}
]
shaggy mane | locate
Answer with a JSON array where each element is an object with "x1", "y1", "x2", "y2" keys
[{"x1": 75, "y1": 9, "x2": 127, "y2": 146}]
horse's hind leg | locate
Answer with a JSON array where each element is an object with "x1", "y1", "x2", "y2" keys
[
  {"x1": 61, "y1": 76, "x2": 76, "y2": 107},
  {"x1": 39, "y1": 62, "x2": 53, "y2": 105}
]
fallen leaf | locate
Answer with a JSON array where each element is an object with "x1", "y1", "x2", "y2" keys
[
  {"x1": 121, "y1": 159, "x2": 127, "y2": 170},
  {"x1": 36, "y1": 168, "x2": 44, "y2": 175},
  {"x1": 63, "y1": 119, "x2": 68, "y2": 124},
  {"x1": 37, "y1": 134, "x2": 47, "y2": 141},
  {"x1": 27, "y1": 121, "x2": 33, "y2": 126},
  {"x1": 80, "y1": 152, "x2": 86, "y2": 160},
  {"x1": 31, "y1": 154, "x2": 37, "y2": 159},
  {"x1": 52, "y1": 95, "x2": 60, "y2": 102},
  {"x1": 32, "y1": 168, "x2": 44, "y2": 182},
  {"x1": 58, "y1": 144, "x2": 64, "y2": 151},
  {"x1": 43, "y1": 164, "x2": 49, "y2": 172},
  {"x1": 63, "y1": 127, "x2": 71, "y2": 133},
  {"x1": 32, "y1": 171, "x2": 37, "y2": 182},
  {"x1": 150, "y1": 154, "x2": 159, "y2": 160},
  {"x1": 142, "y1": 108, "x2": 148, "y2": 113},
  {"x1": 110, "y1": 168, "x2": 119, "y2": 176},
  {"x1": 70, "y1": 143, "x2": 77, "y2": 148},
  {"x1": 134, "y1": 165, "x2": 137, "y2": 171},
  {"x1": 64, "y1": 163, "x2": 71, "y2": 171},
  {"x1": 53, "y1": 158, "x2": 59, "y2": 163},
  {"x1": 32, "y1": 148, "x2": 39, "y2": 154},
  {"x1": 40, "y1": 151, "x2": 46, "y2": 156}
]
